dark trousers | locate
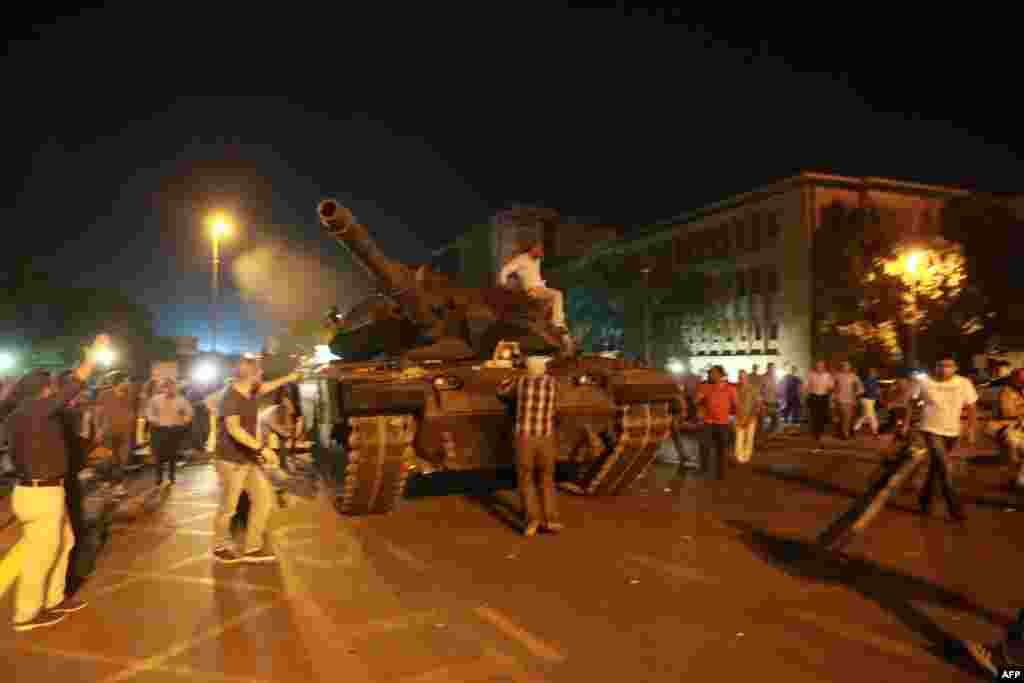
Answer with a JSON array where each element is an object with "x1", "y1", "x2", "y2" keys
[
  {"x1": 782, "y1": 396, "x2": 802, "y2": 424},
  {"x1": 700, "y1": 423, "x2": 732, "y2": 479},
  {"x1": 918, "y1": 431, "x2": 964, "y2": 515},
  {"x1": 152, "y1": 426, "x2": 187, "y2": 484},
  {"x1": 63, "y1": 437, "x2": 88, "y2": 596},
  {"x1": 808, "y1": 395, "x2": 830, "y2": 441}
]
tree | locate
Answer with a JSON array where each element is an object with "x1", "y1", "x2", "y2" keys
[{"x1": 814, "y1": 200, "x2": 987, "y2": 367}]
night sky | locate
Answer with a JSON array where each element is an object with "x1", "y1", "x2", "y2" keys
[{"x1": 4, "y1": 8, "x2": 1020, "y2": 353}]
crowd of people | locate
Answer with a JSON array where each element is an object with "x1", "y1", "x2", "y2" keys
[{"x1": 0, "y1": 338, "x2": 311, "y2": 630}]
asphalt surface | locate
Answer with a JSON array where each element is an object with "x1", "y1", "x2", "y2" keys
[{"x1": 3, "y1": 433, "x2": 1022, "y2": 682}]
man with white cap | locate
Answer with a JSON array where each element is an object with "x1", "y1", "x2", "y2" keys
[{"x1": 498, "y1": 355, "x2": 562, "y2": 536}]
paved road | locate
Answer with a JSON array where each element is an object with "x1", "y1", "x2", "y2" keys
[{"x1": 3, "y1": 435, "x2": 1021, "y2": 681}]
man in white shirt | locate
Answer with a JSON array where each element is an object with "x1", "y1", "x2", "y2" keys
[
  {"x1": 497, "y1": 242, "x2": 567, "y2": 332},
  {"x1": 146, "y1": 380, "x2": 193, "y2": 486},
  {"x1": 912, "y1": 354, "x2": 977, "y2": 520},
  {"x1": 803, "y1": 360, "x2": 835, "y2": 453}
]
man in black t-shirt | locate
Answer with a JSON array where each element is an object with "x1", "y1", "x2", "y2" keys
[{"x1": 211, "y1": 356, "x2": 300, "y2": 565}]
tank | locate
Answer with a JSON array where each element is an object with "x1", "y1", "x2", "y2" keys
[{"x1": 304, "y1": 199, "x2": 685, "y2": 515}]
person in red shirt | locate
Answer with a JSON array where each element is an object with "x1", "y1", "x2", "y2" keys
[{"x1": 694, "y1": 365, "x2": 738, "y2": 480}]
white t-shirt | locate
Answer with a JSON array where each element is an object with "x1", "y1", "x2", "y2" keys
[
  {"x1": 498, "y1": 252, "x2": 545, "y2": 290},
  {"x1": 914, "y1": 375, "x2": 978, "y2": 437}
]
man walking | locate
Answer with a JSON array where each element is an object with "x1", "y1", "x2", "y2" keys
[
  {"x1": 993, "y1": 368, "x2": 1024, "y2": 489},
  {"x1": 146, "y1": 379, "x2": 193, "y2": 487},
  {"x1": 914, "y1": 354, "x2": 976, "y2": 521},
  {"x1": 759, "y1": 362, "x2": 782, "y2": 439},
  {"x1": 96, "y1": 374, "x2": 138, "y2": 496},
  {"x1": 212, "y1": 357, "x2": 301, "y2": 564},
  {"x1": 498, "y1": 356, "x2": 562, "y2": 536},
  {"x1": 781, "y1": 365, "x2": 803, "y2": 426},
  {"x1": 694, "y1": 365, "x2": 737, "y2": 480},
  {"x1": 853, "y1": 367, "x2": 882, "y2": 436},
  {"x1": 734, "y1": 370, "x2": 760, "y2": 464},
  {"x1": 833, "y1": 362, "x2": 864, "y2": 440},
  {"x1": 4, "y1": 334, "x2": 107, "y2": 630},
  {"x1": 804, "y1": 360, "x2": 835, "y2": 453},
  {"x1": 498, "y1": 241, "x2": 568, "y2": 334}
]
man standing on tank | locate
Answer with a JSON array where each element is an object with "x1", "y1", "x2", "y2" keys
[{"x1": 498, "y1": 356, "x2": 562, "y2": 537}]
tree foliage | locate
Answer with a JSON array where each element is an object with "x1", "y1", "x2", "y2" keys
[{"x1": 814, "y1": 200, "x2": 988, "y2": 367}]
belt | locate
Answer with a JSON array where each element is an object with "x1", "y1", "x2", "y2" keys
[{"x1": 18, "y1": 477, "x2": 65, "y2": 487}]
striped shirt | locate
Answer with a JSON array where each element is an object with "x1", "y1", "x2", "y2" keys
[{"x1": 499, "y1": 375, "x2": 557, "y2": 437}]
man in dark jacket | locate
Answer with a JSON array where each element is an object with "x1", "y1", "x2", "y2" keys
[{"x1": 4, "y1": 334, "x2": 106, "y2": 631}]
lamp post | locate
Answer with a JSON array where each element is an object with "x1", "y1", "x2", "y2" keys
[
  {"x1": 641, "y1": 266, "x2": 653, "y2": 367},
  {"x1": 206, "y1": 212, "x2": 233, "y2": 355},
  {"x1": 903, "y1": 250, "x2": 923, "y2": 371}
]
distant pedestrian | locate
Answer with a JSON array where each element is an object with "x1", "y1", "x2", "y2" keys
[
  {"x1": 759, "y1": 362, "x2": 782, "y2": 438},
  {"x1": 96, "y1": 374, "x2": 138, "y2": 496},
  {"x1": 781, "y1": 365, "x2": 803, "y2": 426},
  {"x1": 853, "y1": 368, "x2": 882, "y2": 436},
  {"x1": 833, "y1": 362, "x2": 864, "y2": 440},
  {"x1": 734, "y1": 370, "x2": 760, "y2": 463},
  {"x1": 992, "y1": 368, "x2": 1024, "y2": 489},
  {"x1": 804, "y1": 360, "x2": 835, "y2": 453},
  {"x1": 146, "y1": 379, "x2": 193, "y2": 487},
  {"x1": 694, "y1": 365, "x2": 737, "y2": 479},
  {"x1": 498, "y1": 356, "x2": 562, "y2": 536},
  {"x1": 3, "y1": 334, "x2": 107, "y2": 631}
]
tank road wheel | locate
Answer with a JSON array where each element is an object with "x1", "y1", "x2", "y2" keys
[
  {"x1": 336, "y1": 415, "x2": 417, "y2": 515},
  {"x1": 574, "y1": 402, "x2": 674, "y2": 496}
]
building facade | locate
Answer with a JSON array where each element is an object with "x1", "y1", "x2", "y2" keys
[{"x1": 549, "y1": 173, "x2": 969, "y2": 379}]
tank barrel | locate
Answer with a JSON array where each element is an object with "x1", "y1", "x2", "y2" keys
[{"x1": 319, "y1": 199, "x2": 444, "y2": 336}]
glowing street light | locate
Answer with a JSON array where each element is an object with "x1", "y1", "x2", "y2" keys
[
  {"x1": 96, "y1": 347, "x2": 116, "y2": 367},
  {"x1": 0, "y1": 352, "x2": 15, "y2": 372},
  {"x1": 192, "y1": 361, "x2": 218, "y2": 384},
  {"x1": 205, "y1": 211, "x2": 235, "y2": 354},
  {"x1": 904, "y1": 250, "x2": 922, "y2": 276}
]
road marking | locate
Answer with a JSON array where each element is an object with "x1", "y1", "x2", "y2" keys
[
  {"x1": 160, "y1": 501, "x2": 219, "y2": 507},
  {"x1": 97, "y1": 599, "x2": 280, "y2": 683},
  {"x1": 398, "y1": 645, "x2": 545, "y2": 683},
  {"x1": 473, "y1": 606, "x2": 566, "y2": 663},
  {"x1": 0, "y1": 641, "x2": 273, "y2": 683},
  {"x1": 90, "y1": 554, "x2": 210, "y2": 597},
  {"x1": 786, "y1": 609, "x2": 922, "y2": 660},
  {"x1": 623, "y1": 553, "x2": 722, "y2": 585},
  {"x1": 101, "y1": 569, "x2": 280, "y2": 593},
  {"x1": 382, "y1": 539, "x2": 430, "y2": 572},
  {"x1": 175, "y1": 511, "x2": 216, "y2": 525}
]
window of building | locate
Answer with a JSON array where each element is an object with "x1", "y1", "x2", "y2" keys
[
  {"x1": 768, "y1": 322, "x2": 779, "y2": 341},
  {"x1": 736, "y1": 269, "x2": 748, "y2": 298},
  {"x1": 763, "y1": 265, "x2": 779, "y2": 294},
  {"x1": 754, "y1": 323, "x2": 763, "y2": 341},
  {"x1": 762, "y1": 211, "x2": 781, "y2": 246},
  {"x1": 750, "y1": 267, "x2": 762, "y2": 295}
]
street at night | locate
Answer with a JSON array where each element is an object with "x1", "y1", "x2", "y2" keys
[{"x1": 4, "y1": 434, "x2": 1019, "y2": 682}]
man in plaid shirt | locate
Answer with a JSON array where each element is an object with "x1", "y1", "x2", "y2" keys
[{"x1": 498, "y1": 356, "x2": 562, "y2": 536}]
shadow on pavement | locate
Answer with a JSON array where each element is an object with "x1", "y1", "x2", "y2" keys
[{"x1": 727, "y1": 519, "x2": 1003, "y2": 678}]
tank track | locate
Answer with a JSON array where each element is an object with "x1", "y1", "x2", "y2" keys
[
  {"x1": 336, "y1": 414, "x2": 417, "y2": 515},
  {"x1": 573, "y1": 402, "x2": 674, "y2": 496}
]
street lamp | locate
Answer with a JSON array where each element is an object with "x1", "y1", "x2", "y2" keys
[
  {"x1": 0, "y1": 351, "x2": 15, "y2": 373},
  {"x1": 640, "y1": 266, "x2": 653, "y2": 367},
  {"x1": 96, "y1": 347, "x2": 116, "y2": 367},
  {"x1": 205, "y1": 212, "x2": 234, "y2": 355},
  {"x1": 903, "y1": 249, "x2": 924, "y2": 371}
]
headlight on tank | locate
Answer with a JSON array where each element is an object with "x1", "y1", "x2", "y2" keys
[
  {"x1": 432, "y1": 375, "x2": 464, "y2": 391},
  {"x1": 573, "y1": 373, "x2": 602, "y2": 387}
]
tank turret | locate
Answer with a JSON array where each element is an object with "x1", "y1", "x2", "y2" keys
[{"x1": 318, "y1": 199, "x2": 568, "y2": 362}]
